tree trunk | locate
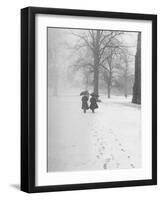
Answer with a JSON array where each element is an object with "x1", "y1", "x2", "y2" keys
[
  {"x1": 124, "y1": 74, "x2": 128, "y2": 98},
  {"x1": 132, "y1": 32, "x2": 141, "y2": 104},
  {"x1": 124, "y1": 61, "x2": 128, "y2": 98},
  {"x1": 107, "y1": 84, "x2": 111, "y2": 98},
  {"x1": 104, "y1": 69, "x2": 112, "y2": 98},
  {"x1": 93, "y1": 64, "x2": 99, "y2": 94},
  {"x1": 93, "y1": 31, "x2": 100, "y2": 95},
  {"x1": 124, "y1": 86, "x2": 128, "y2": 98},
  {"x1": 85, "y1": 73, "x2": 89, "y2": 90},
  {"x1": 124, "y1": 86, "x2": 127, "y2": 98},
  {"x1": 108, "y1": 71, "x2": 112, "y2": 98}
]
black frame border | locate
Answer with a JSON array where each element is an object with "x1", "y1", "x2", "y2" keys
[{"x1": 21, "y1": 6, "x2": 157, "y2": 193}]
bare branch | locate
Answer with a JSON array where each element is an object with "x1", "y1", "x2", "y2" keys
[
  {"x1": 71, "y1": 32, "x2": 94, "y2": 51},
  {"x1": 99, "y1": 63, "x2": 110, "y2": 72},
  {"x1": 99, "y1": 31, "x2": 113, "y2": 44},
  {"x1": 88, "y1": 30, "x2": 95, "y2": 45},
  {"x1": 99, "y1": 32, "x2": 124, "y2": 57}
]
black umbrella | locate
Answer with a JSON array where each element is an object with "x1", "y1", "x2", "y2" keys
[
  {"x1": 90, "y1": 92, "x2": 99, "y2": 97},
  {"x1": 80, "y1": 91, "x2": 89, "y2": 96}
]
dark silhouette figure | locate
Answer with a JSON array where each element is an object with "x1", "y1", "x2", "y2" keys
[
  {"x1": 89, "y1": 96, "x2": 98, "y2": 113},
  {"x1": 81, "y1": 95, "x2": 89, "y2": 113}
]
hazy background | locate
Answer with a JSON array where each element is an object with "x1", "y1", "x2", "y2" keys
[
  {"x1": 47, "y1": 28, "x2": 138, "y2": 97},
  {"x1": 47, "y1": 28, "x2": 141, "y2": 172}
]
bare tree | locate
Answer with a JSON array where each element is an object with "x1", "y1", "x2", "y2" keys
[
  {"x1": 117, "y1": 49, "x2": 134, "y2": 98},
  {"x1": 100, "y1": 38, "x2": 125, "y2": 98},
  {"x1": 101, "y1": 36, "x2": 136, "y2": 98},
  {"x1": 72, "y1": 30, "x2": 122, "y2": 95},
  {"x1": 101, "y1": 49, "x2": 116, "y2": 98}
]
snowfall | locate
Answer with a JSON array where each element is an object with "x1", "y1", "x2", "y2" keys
[{"x1": 48, "y1": 95, "x2": 141, "y2": 172}]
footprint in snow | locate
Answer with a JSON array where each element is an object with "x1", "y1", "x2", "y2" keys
[
  {"x1": 121, "y1": 148, "x2": 125, "y2": 152},
  {"x1": 130, "y1": 164, "x2": 135, "y2": 168},
  {"x1": 116, "y1": 162, "x2": 120, "y2": 168},
  {"x1": 96, "y1": 155, "x2": 100, "y2": 159}
]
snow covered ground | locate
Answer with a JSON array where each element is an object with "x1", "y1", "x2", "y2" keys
[{"x1": 47, "y1": 95, "x2": 141, "y2": 172}]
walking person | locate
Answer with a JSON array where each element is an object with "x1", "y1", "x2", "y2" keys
[
  {"x1": 81, "y1": 95, "x2": 89, "y2": 113},
  {"x1": 89, "y1": 94, "x2": 98, "y2": 113},
  {"x1": 80, "y1": 91, "x2": 89, "y2": 113}
]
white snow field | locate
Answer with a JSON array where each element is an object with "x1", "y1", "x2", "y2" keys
[{"x1": 48, "y1": 95, "x2": 141, "y2": 172}]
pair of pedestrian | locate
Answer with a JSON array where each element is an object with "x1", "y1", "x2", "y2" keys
[{"x1": 81, "y1": 92, "x2": 98, "y2": 113}]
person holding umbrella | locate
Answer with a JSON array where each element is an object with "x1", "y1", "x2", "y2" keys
[
  {"x1": 80, "y1": 91, "x2": 89, "y2": 113},
  {"x1": 89, "y1": 93, "x2": 99, "y2": 113}
]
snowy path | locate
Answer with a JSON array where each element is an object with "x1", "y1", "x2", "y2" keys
[{"x1": 48, "y1": 95, "x2": 141, "y2": 172}]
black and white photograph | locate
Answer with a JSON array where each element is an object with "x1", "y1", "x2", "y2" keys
[
  {"x1": 20, "y1": 7, "x2": 157, "y2": 193},
  {"x1": 47, "y1": 27, "x2": 141, "y2": 172}
]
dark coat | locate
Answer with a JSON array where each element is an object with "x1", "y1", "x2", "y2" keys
[
  {"x1": 81, "y1": 96, "x2": 89, "y2": 110},
  {"x1": 89, "y1": 97, "x2": 98, "y2": 110}
]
